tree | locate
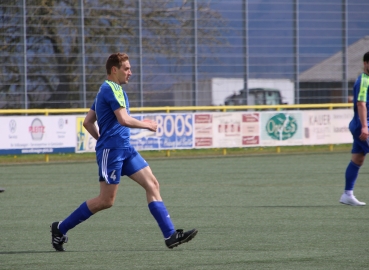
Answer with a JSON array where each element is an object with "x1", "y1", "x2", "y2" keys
[{"x1": 1, "y1": 0, "x2": 226, "y2": 108}]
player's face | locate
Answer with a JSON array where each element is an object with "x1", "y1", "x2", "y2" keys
[{"x1": 117, "y1": 61, "x2": 132, "y2": 84}]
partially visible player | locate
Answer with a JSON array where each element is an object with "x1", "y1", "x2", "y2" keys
[
  {"x1": 50, "y1": 52, "x2": 198, "y2": 251},
  {"x1": 339, "y1": 51, "x2": 369, "y2": 206}
]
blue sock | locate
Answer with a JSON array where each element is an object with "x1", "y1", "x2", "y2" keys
[
  {"x1": 148, "y1": 201, "x2": 176, "y2": 238},
  {"x1": 59, "y1": 201, "x2": 93, "y2": 235},
  {"x1": 345, "y1": 161, "x2": 360, "y2": 190}
]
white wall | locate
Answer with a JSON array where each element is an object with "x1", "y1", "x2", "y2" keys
[{"x1": 211, "y1": 78, "x2": 295, "y2": 105}]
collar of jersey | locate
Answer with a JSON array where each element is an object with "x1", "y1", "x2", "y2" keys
[{"x1": 105, "y1": 80, "x2": 122, "y2": 89}]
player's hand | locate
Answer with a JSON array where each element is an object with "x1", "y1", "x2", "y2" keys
[
  {"x1": 143, "y1": 119, "x2": 157, "y2": 132},
  {"x1": 359, "y1": 127, "x2": 369, "y2": 141}
]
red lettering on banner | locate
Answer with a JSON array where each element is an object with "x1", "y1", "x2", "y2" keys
[
  {"x1": 195, "y1": 114, "x2": 212, "y2": 123},
  {"x1": 29, "y1": 126, "x2": 45, "y2": 133},
  {"x1": 242, "y1": 113, "x2": 259, "y2": 122},
  {"x1": 218, "y1": 123, "x2": 241, "y2": 135},
  {"x1": 242, "y1": 136, "x2": 259, "y2": 145},
  {"x1": 195, "y1": 137, "x2": 212, "y2": 146}
]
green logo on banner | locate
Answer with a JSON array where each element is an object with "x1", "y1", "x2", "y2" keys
[{"x1": 266, "y1": 113, "x2": 298, "y2": 140}]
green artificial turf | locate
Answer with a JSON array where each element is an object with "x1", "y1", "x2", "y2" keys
[
  {"x1": 0, "y1": 152, "x2": 368, "y2": 269},
  {"x1": 0, "y1": 144, "x2": 352, "y2": 164}
]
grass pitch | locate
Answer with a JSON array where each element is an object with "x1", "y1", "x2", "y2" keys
[{"x1": 0, "y1": 152, "x2": 368, "y2": 270}]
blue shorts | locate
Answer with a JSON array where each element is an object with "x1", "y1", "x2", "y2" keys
[
  {"x1": 351, "y1": 137, "x2": 369, "y2": 155},
  {"x1": 96, "y1": 146, "x2": 148, "y2": 184},
  {"x1": 350, "y1": 121, "x2": 369, "y2": 155}
]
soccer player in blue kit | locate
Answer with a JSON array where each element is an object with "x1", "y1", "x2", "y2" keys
[
  {"x1": 51, "y1": 52, "x2": 198, "y2": 251},
  {"x1": 339, "y1": 51, "x2": 369, "y2": 206}
]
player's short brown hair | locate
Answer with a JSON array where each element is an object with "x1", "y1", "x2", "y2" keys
[
  {"x1": 106, "y1": 53, "x2": 129, "y2": 75},
  {"x1": 363, "y1": 52, "x2": 369, "y2": 63}
]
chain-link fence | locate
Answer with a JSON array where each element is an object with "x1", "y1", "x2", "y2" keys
[{"x1": 1, "y1": 0, "x2": 369, "y2": 109}]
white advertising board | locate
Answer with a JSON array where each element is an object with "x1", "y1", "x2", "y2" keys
[
  {"x1": 0, "y1": 109, "x2": 354, "y2": 155},
  {"x1": 303, "y1": 109, "x2": 353, "y2": 145},
  {"x1": 330, "y1": 109, "x2": 353, "y2": 144},
  {"x1": 211, "y1": 112, "x2": 242, "y2": 147},
  {"x1": 0, "y1": 116, "x2": 76, "y2": 154},
  {"x1": 193, "y1": 114, "x2": 213, "y2": 147},
  {"x1": 241, "y1": 113, "x2": 260, "y2": 146},
  {"x1": 193, "y1": 112, "x2": 261, "y2": 148}
]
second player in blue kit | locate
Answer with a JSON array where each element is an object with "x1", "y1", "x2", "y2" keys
[{"x1": 340, "y1": 51, "x2": 369, "y2": 206}]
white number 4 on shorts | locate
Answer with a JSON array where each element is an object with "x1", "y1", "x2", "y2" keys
[{"x1": 110, "y1": 170, "x2": 116, "y2": 181}]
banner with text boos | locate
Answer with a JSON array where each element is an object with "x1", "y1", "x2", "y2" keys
[
  {"x1": 130, "y1": 114, "x2": 193, "y2": 150},
  {"x1": 0, "y1": 116, "x2": 76, "y2": 154}
]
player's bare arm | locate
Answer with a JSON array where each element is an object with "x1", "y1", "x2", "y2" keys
[
  {"x1": 357, "y1": 101, "x2": 368, "y2": 141},
  {"x1": 83, "y1": 109, "x2": 100, "y2": 140},
  {"x1": 114, "y1": 107, "x2": 157, "y2": 132}
]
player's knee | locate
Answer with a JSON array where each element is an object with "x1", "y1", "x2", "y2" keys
[
  {"x1": 152, "y1": 177, "x2": 160, "y2": 190},
  {"x1": 146, "y1": 177, "x2": 160, "y2": 192},
  {"x1": 98, "y1": 197, "x2": 115, "y2": 210},
  {"x1": 352, "y1": 155, "x2": 365, "y2": 166},
  {"x1": 101, "y1": 201, "x2": 114, "y2": 210},
  {"x1": 153, "y1": 182, "x2": 160, "y2": 193}
]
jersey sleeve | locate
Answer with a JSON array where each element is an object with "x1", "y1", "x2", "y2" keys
[
  {"x1": 105, "y1": 81, "x2": 126, "y2": 111},
  {"x1": 357, "y1": 74, "x2": 369, "y2": 102},
  {"x1": 90, "y1": 101, "x2": 95, "y2": 111}
]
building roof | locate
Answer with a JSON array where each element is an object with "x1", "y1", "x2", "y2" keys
[{"x1": 299, "y1": 36, "x2": 369, "y2": 82}]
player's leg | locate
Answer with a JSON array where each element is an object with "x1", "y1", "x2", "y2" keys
[
  {"x1": 86, "y1": 181, "x2": 119, "y2": 213},
  {"x1": 57, "y1": 181, "x2": 119, "y2": 236},
  {"x1": 59, "y1": 148, "x2": 122, "y2": 230},
  {"x1": 129, "y1": 166, "x2": 162, "y2": 202},
  {"x1": 123, "y1": 147, "x2": 198, "y2": 248},
  {"x1": 51, "y1": 148, "x2": 122, "y2": 251},
  {"x1": 129, "y1": 166, "x2": 174, "y2": 233},
  {"x1": 129, "y1": 166, "x2": 198, "y2": 248},
  {"x1": 51, "y1": 182, "x2": 119, "y2": 252},
  {"x1": 340, "y1": 139, "x2": 366, "y2": 206}
]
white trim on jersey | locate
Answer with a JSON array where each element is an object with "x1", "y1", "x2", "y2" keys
[{"x1": 102, "y1": 149, "x2": 110, "y2": 184}]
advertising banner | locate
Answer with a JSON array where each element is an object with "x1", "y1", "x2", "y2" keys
[
  {"x1": 193, "y1": 114, "x2": 213, "y2": 147},
  {"x1": 330, "y1": 109, "x2": 353, "y2": 144},
  {"x1": 260, "y1": 111, "x2": 303, "y2": 146},
  {"x1": 212, "y1": 113, "x2": 242, "y2": 147},
  {"x1": 0, "y1": 116, "x2": 76, "y2": 154},
  {"x1": 0, "y1": 109, "x2": 354, "y2": 155},
  {"x1": 75, "y1": 116, "x2": 98, "y2": 153},
  {"x1": 130, "y1": 114, "x2": 193, "y2": 150},
  {"x1": 193, "y1": 112, "x2": 260, "y2": 148},
  {"x1": 303, "y1": 110, "x2": 331, "y2": 145},
  {"x1": 241, "y1": 113, "x2": 260, "y2": 146},
  {"x1": 303, "y1": 109, "x2": 353, "y2": 145}
]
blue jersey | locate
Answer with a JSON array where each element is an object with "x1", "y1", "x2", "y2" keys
[
  {"x1": 91, "y1": 80, "x2": 131, "y2": 150},
  {"x1": 351, "y1": 73, "x2": 369, "y2": 131}
]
